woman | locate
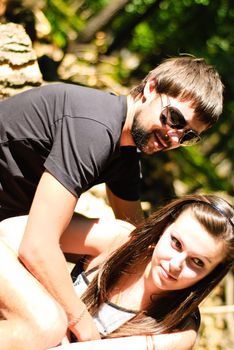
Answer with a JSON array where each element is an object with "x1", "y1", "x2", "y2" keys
[{"x1": 0, "y1": 194, "x2": 234, "y2": 350}]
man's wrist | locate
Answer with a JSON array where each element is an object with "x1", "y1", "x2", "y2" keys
[{"x1": 68, "y1": 304, "x2": 87, "y2": 329}]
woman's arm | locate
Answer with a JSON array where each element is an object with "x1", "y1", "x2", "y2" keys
[{"x1": 49, "y1": 327, "x2": 197, "y2": 350}]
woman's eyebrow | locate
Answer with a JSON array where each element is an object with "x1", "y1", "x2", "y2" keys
[{"x1": 198, "y1": 255, "x2": 212, "y2": 264}]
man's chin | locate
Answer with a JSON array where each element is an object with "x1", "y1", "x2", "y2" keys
[{"x1": 141, "y1": 144, "x2": 163, "y2": 154}]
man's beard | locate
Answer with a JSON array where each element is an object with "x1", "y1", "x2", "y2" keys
[{"x1": 131, "y1": 116, "x2": 151, "y2": 152}]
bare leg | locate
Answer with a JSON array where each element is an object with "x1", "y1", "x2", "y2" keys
[
  {"x1": 0, "y1": 240, "x2": 67, "y2": 350},
  {"x1": 0, "y1": 216, "x2": 28, "y2": 254}
]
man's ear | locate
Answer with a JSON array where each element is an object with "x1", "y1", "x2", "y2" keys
[{"x1": 143, "y1": 79, "x2": 157, "y2": 101}]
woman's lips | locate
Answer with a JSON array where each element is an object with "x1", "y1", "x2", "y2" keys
[{"x1": 160, "y1": 265, "x2": 177, "y2": 280}]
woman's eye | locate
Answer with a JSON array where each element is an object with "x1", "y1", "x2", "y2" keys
[
  {"x1": 192, "y1": 258, "x2": 204, "y2": 268},
  {"x1": 171, "y1": 236, "x2": 182, "y2": 250}
]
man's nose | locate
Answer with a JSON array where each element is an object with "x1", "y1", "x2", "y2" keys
[{"x1": 166, "y1": 129, "x2": 183, "y2": 145}]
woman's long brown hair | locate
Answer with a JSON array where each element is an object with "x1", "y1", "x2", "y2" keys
[{"x1": 82, "y1": 194, "x2": 234, "y2": 337}]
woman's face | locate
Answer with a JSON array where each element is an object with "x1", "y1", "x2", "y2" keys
[{"x1": 147, "y1": 208, "x2": 226, "y2": 293}]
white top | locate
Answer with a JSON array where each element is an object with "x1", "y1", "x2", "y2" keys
[{"x1": 73, "y1": 270, "x2": 136, "y2": 335}]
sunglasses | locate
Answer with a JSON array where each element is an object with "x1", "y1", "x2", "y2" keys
[{"x1": 160, "y1": 95, "x2": 201, "y2": 146}]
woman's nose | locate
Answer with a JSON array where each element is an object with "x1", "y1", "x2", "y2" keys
[{"x1": 169, "y1": 252, "x2": 187, "y2": 272}]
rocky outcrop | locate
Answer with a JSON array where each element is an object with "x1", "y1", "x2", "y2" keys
[{"x1": 0, "y1": 22, "x2": 43, "y2": 100}]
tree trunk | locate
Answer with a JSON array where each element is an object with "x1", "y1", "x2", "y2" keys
[{"x1": 77, "y1": 0, "x2": 132, "y2": 43}]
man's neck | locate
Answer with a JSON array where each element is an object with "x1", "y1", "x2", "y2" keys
[{"x1": 120, "y1": 95, "x2": 139, "y2": 146}]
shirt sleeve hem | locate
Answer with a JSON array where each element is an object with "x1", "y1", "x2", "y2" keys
[{"x1": 44, "y1": 158, "x2": 82, "y2": 198}]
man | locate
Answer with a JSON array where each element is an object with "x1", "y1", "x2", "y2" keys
[{"x1": 0, "y1": 56, "x2": 223, "y2": 344}]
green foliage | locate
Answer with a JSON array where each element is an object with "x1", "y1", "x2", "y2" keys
[
  {"x1": 125, "y1": 0, "x2": 156, "y2": 14},
  {"x1": 45, "y1": 0, "x2": 84, "y2": 47},
  {"x1": 131, "y1": 22, "x2": 155, "y2": 54},
  {"x1": 171, "y1": 146, "x2": 230, "y2": 192},
  {"x1": 83, "y1": 0, "x2": 110, "y2": 13}
]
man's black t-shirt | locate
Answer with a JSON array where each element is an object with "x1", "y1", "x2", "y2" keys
[{"x1": 0, "y1": 83, "x2": 141, "y2": 220}]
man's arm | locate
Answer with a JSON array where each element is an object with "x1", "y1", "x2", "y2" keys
[
  {"x1": 106, "y1": 185, "x2": 144, "y2": 225},
  {"x1": 61, "y1": 213, "x2": 134, "y2": 256},
  {"x1": 0, "y1": 213, "x2": 134, "y2": 264},
  {"x1": 18, "y1": 170, "x2": 100, "y2": 341}
]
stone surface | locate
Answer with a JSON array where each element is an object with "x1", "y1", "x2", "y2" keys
[{"x1": 0, "y1": 22, "x2": 43, "y2": 100}]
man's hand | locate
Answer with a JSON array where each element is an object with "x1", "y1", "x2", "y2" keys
[{"x1": 69, "y1": 308, "x2": 101, "y2": 341}]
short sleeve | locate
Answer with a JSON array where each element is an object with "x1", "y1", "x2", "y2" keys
[
  {"x1": 44, "y1": 116, "x2": 114, "y2": 197},
  {"x1": 106, "y1": 147, "x2": 141, "y2": 201}
]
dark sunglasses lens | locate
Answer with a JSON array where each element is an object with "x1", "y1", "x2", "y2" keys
[
  {"x1": 168, "y1": 108, "x2": 186, "y2": 129},
  {"x1": 160, "y1": 111, "x2": 168, "y2": 125},
  {"x1": 180, "y1": 130, "x2": 200, "y2": 146}
]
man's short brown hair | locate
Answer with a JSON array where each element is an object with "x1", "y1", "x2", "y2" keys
[{"x1": 130, "y1": 56, "x2": 224, "y2": 128}]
